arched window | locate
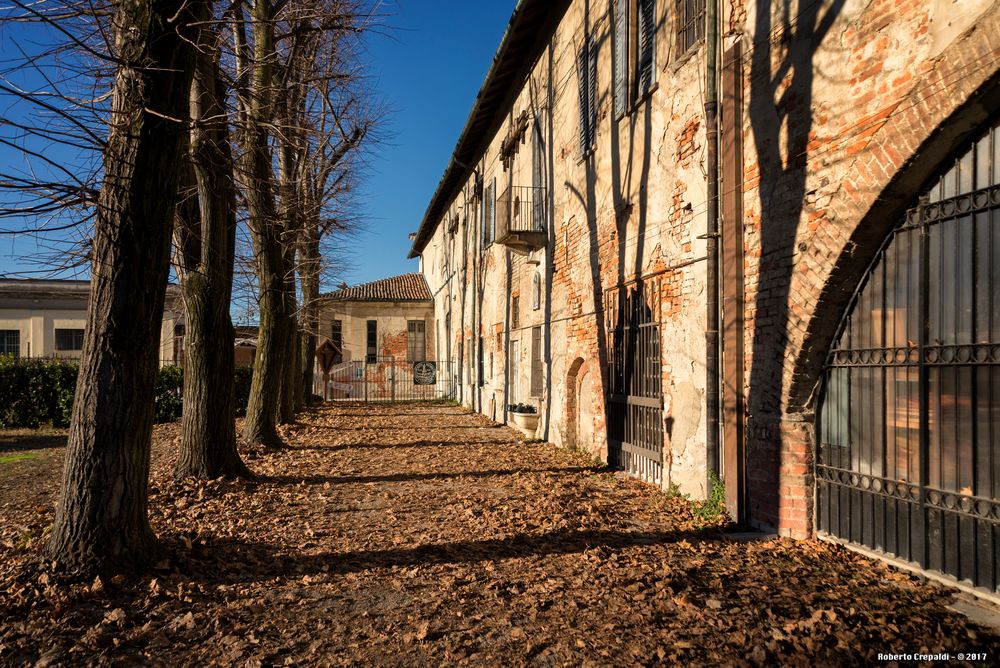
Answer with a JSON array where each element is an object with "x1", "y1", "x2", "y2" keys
[
  {"x1": 817, "y1": 117, "x2": 1000, "y2": 591},
  {"x1": 532, "y1": 272, "x2": 542, "y2": 310}
]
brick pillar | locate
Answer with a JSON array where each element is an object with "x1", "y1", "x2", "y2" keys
[{"x1": 777, "y1": 413, "x2": 814, "y2": 539}]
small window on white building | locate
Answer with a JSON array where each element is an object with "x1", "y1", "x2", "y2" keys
[
  {"x1": 55, "y1": 328, "x2": 84, "y2": 351},
  {"x1": 0, "y1": 330, "x2": 19, "y2": 357},
  {"x1": 532, "y1": 273, "x2": 542, "y2": 310}
]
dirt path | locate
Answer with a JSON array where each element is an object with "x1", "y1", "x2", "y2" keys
[{"x1": 1, "y1": 403, "x2": 998, "y2": 666}]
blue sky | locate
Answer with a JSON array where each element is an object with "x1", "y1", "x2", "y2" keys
[
  {"x1": 350, "y1": 0, "x2": 515, "y2": 284},
  {"x1": 0, "y1": 1, "x2": 516, "y2": 288}
]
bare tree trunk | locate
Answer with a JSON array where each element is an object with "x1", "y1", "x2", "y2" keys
[
  {"x1": 175, "y1": 20, "x2": 251, "y2": 480},
  {"x1": 238, "y1": 0, "x2": 289, "y2": 447},
  {"x1": 278, "y1": 261, "x2": 299, "y2": 423},
  {"x1": 46, "y1": 0, "x2": 200, "y2": 574},
  {"x1": 299, "y1": 226, "x2": 321, "y2": 403},
  {"x1": 241, "y1": 189, "x2": 288, "y2": 446}
]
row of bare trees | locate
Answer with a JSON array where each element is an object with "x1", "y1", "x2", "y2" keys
[{"x1": 0, "y1": 0, "x2": 381, "y2": 573}]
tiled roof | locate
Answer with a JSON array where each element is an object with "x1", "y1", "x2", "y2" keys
[{"x1": 322, "y1": 273, "x2": 432, "y2": 303}]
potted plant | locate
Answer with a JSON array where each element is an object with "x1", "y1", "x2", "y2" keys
[{"x1": 507, "y1": 403, "x2": 539, "y2": 437}]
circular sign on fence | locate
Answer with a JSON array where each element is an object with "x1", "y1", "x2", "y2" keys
[{"x1": 412, "y1": 361, "x2": 436, "y2": 385}]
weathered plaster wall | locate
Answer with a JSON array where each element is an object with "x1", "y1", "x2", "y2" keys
[
  {"x1": 316, "y1": 301, "x2": 435, "y2": 363},
  {"x1": 422, "y1": 0, "x2": 714, "y2": 498},
  {"x1": 421, "y1": 0, "x2": 1000, "y2": 535}
]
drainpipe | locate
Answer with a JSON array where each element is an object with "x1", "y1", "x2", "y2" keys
[{"x1": 704, "y1": 0, "x2": 721, "y2": 489}]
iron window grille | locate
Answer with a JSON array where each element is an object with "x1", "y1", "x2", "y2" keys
[
  {"x1": 817, "y1": 116, "x2": 1000, "y2": 591},
  {"x1": 54, "y1": 328, "x2": 84, "y2": 351},
  {"x1": 0, "y1": 330, "x2": 19, "y2": 357},
  {"x1": 675, "y1": 0, "x2": 705, "y2": 57}
]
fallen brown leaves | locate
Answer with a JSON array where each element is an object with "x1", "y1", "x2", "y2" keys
[{"x1": 0, "y1": 402, "x2": 997, "y2": 666}]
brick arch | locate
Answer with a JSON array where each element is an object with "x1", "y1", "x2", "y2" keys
[{"x1": 784, "y1": 28, "x2": 1000, "y2": 415}]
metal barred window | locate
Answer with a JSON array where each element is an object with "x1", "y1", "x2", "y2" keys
[
  {"x1": 54, "y1": 328, "x2": 84, "y2": 351},
  {"x1": 817, "y1": 117, "x2": 1000, "y2": 591},
  {"x1": 604, "y1": 278, "x2": 663, "y2": 484},
  {"x1": 675, "y1": 0, "x2": 705, "y2": 56},
  {"x1": 0, "y1": 330, "x2": 19, "y2": 357}
]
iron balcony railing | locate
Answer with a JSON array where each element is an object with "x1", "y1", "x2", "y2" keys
[{"x1": 497, "y1": 185, "x2": 546, "y2": 238}]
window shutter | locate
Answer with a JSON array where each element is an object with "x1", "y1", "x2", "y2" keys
[
  {"x1": 490, "y1": 178, "x2": 497, "y2": 242},
  {"x1": 478, "y1": 336, "x2": 484, "y2": 386},
  {"x1": 638, "y1": 0, "x2": 656, "y2": 95},
  {"x1": 588, "y1": 37, "x2": 598, "y2": 149},
  {"x1": 530, "y1": 326, "x2": 543, "y2": 396},
  {"x1": 613, "y1": 0, "x2": 628, "y2": 117},
  {"x1": 532, "y1": 122, "x2": 545, "y2": 230},
  {"x1": 577, "y1": 43, "x2": 590, "y2": 153}
]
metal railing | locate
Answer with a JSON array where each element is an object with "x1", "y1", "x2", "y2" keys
[
  {"x1": 314, "y1": 356, "x2": 457, "y2": 403},
  {"x1": 497, "y1": 185, "x2": 546, "y2": 237}
]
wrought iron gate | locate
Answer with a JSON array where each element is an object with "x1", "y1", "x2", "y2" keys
[
  {"x1": 316, "y1": 356, "x2": 456, "y2": 402},
  {"x1": 817, "y1": 118, "x2": 1000, "y2": 591},
  {"x1": 605, "y1": 278, "x2": 664, "y2": 484}
]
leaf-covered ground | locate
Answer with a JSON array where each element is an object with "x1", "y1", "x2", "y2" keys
[{"x1": 1, "y1": 402, "x2": 998, "y2": 666}]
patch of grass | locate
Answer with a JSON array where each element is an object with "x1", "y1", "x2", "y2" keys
[
  {"x1": 692, "y1": 470, "x2": 729, "y2": 527},
  {"x1": 0, "y1": 452, "x2": 39, "y2": 465}
]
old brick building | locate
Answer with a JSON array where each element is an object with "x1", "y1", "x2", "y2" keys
[
  {"x1": 314, "y1": 273, "x2": 445, "y2": 400},
  {"x1": 410, "y1": 0, "x2": 1000, "y2": 594}
]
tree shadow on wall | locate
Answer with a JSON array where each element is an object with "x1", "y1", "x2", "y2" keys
[
  {"x1": 561, "y1": 0, "x2": 657, "y2": 464},
  {"x1": 746, "y1": 0, "x2": 845, "y2": 522}
]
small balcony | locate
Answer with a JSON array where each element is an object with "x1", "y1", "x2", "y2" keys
[{"x1": 496, "y1": 185, "x2": 547, "y2": 252}]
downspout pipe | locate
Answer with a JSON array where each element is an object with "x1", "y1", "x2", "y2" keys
[{"x1": 704, "y1": 0, "x2": 722, "y2": 489}]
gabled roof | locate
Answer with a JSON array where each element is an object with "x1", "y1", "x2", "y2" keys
[
  {"x1": 322, "y1": 273, "x2": 432, "y2": 303},
  {"x1": 406, "y1": 0, "x2": 571, "y2": 259}
]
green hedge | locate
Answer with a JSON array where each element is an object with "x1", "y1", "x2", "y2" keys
[{"x1": 0, "y1": 357, "x2": 254, "y2": 429}]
